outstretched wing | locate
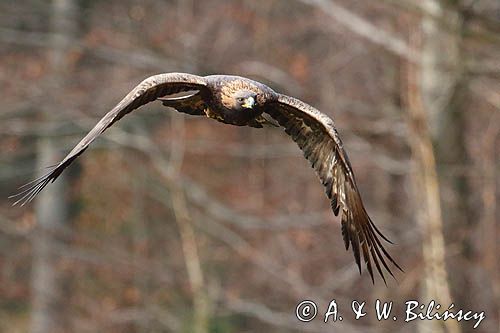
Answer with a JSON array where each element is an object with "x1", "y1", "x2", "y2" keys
[
  {"x1": 265, "y1": 94, "x2": 402, "y2": 283},
  {"x1": 11, "y1": 73, "x2": 209, "y2": 206}
]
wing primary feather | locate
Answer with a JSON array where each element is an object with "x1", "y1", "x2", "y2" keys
[
  {"x1": 368, "y1": 243, "x2": 387, "y2": 285},
  {"x1": 350, "y1": 220, "x2": 361, "y2": 274},
  {"x1": 23, "y1": 180, "x2": 48, "y2": 206},
  {"x1": 351, "y1": 188, "x2": 394, "y2": 282},
  {"x1": 13, "y1": 169, "x2": 55, "y2": 190},
  {"x1": 10, "y1": 165, "x2": 60, "y2": 206},
  {"x1": 369, "y1": 219, "x2": 394, "y2": 244},
  {"x1": 13, "y1": 178, "x2": 49, "y2": 207},
  {"x1": 341, "y1": 220, "x2": 350, "y2": 250},
  {"x1": 358, "y1": 217, "x2": 388, "y2": 283},
  {"x1": 361, "y1": 238, "x2": 375, "y2": 283},
  {"x1": 366, "y1": 223, "x2": 404, "y2": 272},
  {"x1": 367, "y1": 228, "x2": 396, "y2": 279}
]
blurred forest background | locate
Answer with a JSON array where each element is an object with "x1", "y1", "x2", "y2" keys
[{"x1": 0, "y1": 0, "x2": 499, "y2": 332}]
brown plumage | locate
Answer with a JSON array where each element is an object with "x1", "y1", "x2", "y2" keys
[{"x1": 11, "y1": 72, "x2": 402, "y2": 282}]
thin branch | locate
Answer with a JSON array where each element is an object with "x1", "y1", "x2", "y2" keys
[
  {"x1": 298, "y1": 0, "x2": 419, "y2": 62},
  {"x1": 0, "y1": 26, "x2": 179, "y2": 71},
  {"x1": 225, "y1": 297, "x2": 374, "y2": 333},
  {"x1": 237, "y1": 61, "x2": 304, "y2": 96}
]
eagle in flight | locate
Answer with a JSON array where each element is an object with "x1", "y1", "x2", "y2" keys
[{"x1": 12, "y1": 73, "x2": 402, "y2": 282}]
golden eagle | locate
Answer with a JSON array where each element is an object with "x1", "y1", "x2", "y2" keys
[{"x1": 12, "y1": 73, "x2": 402, "y2": 282}]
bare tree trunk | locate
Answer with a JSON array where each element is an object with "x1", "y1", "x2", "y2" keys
[
  {"x1": 30, "y1": 1, "x2": 76, "y2": 332},
  {"x1": 421, "y1": 0, "x2": 474, "y2": 327},
  {"x1": 420, "y1": 0, "x2": 468, "y2": 234},
  {"x1": 403, "y1": 12, "x2": 460, "y2": 333},
  {"x1": 405, "y1": 58, "x2": 459, "y2": 333},
  {"x1": 478, "y1": 111, "x2": 500, "y2": 332}
]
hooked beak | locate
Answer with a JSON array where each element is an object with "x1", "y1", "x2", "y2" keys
[{"x1": 241, "y1": 96, "x2": 255, "y2": 109}]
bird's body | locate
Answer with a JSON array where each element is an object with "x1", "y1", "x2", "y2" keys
[
  {"x1": 12, "y1": 72, "x2": 402, "y2": 282},
  {"x1": 161, "y1": 75, "x2": 278, "y2": 126}
]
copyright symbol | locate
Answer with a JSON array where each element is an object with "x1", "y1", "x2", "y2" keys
[{"x1": 295, "y1": 300, "x2": 317, "y2": 322}]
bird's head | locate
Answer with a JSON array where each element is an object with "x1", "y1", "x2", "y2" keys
[{"x1": 233, "y1": 90, "x2": 257, "y2": 111}]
